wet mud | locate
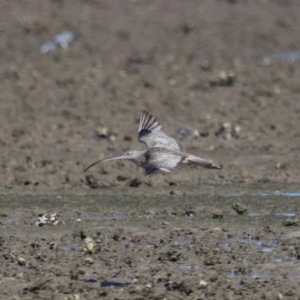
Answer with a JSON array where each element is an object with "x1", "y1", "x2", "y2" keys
[
  {"x1": 1, "y1": 0, "x2": 300, "y2": 299},
  {"x1": 1, "y1": 186, "x2": 300, "y2": 299}
]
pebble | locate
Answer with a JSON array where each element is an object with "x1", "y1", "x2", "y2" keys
[
  {"x1": 199, "y1": 280, "x2": 208, "y2": 288},
  {"x1": 18, "y1": 257, "x2": 26, "y2": 266}
]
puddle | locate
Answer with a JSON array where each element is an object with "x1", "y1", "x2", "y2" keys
[
  {"x1": 251, "y1": 273, "x2": 261, "y2": 279},
  {"x1": 266, "y1": 51, "x2": 300, "y2": 64},
  {"x1": 178, "y1": 264, "x2": 193, "y2": 270},
  {"x1": 249, "y1": 211, "x2": 297, "y2": 218},
  {"x1": 219, "y1": 242, "x2": 230, "y2": 248},
  {"x1": 228, "y1": 191, "x2": 300, "y2": 198},
  {"x1": 84, "y1": 278, "x2": 98, "y2": 283},
  {"x1": 178, "y1": 264, "x2": 201, "y2": 271},
  {"x1": 83, "y1": 213, "x2": 128, "y2": 221},
  {"x1": 4, "y1": 215, "x2": 21, "y2": 224},
  {"x1": 231, "y1": 237, "x2": 253, "y2": 244},
  {"x1": 259, "y1": 192, "x2": 300, "y2": 197},
  {"x1": 225, "y1": 271, "x2": 236, "y2": 279},
  {"x1": 277, "y1": 192, "x2": 300, "y2": 197},
  {"x1": 176, "y1": 236, "x2": 195, "y2": 245},
  {"x1": 60, "y1": 243, "x2": 79, "y2": 254},
  {"x1": 229, "y1": 236, "x2": 278, "y2": 254},
  {"x1": 248, "y1": 213, "x2": 268, "y2": 217},
  {"x1": 276, "y1": 212, "x2": 297, "y2": 217},
  {"x1": 261, "y1": 247, "x2": 274, "y2": 253},
  {"x1": 100, "y1": 280, "x2": 132, "y2": 288}
]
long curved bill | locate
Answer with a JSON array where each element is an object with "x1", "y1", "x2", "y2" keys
[{"x1": 84, "y1": 156, "x2": 127, "y2": 172}]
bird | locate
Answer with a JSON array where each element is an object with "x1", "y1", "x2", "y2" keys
[{"x1": 84, "y1": 109, "x2": 221, "y2": 177}]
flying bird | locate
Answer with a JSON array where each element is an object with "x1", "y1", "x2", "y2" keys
[{"x1": 84, "y1": 109, "x2": 221, "y2": 177}]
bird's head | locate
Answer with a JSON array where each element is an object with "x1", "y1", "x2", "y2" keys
[{"x1": 120, "y1": 150, "x2": 142, "y2": 161}]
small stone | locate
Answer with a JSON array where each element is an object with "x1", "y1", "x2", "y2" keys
[
  {"x1": 211, "y1": 227, "x2": 222, "y2": 232},
  {"x1": 50, "y1": 215, "x2": 56, "y2": 222},
  {"x1": 199, "y1": 280, "x2": 208, "y2": 288},
  {"x1": 18, "y1": 257, "x2": 26, "y2": 266},
  {"x1": 212, "y1": 209, "x2": 223, "y2": 219},
  {"x1": 84, "y1": 257, "x2": 94, "y2": 264},
  {"x1": 282, "y1": 219, "x2": 299, "y2": 226},
  {"x1": 15, "y1": 272, "x2": 24, "y2": 279},
  {"x1": 209, "y1": 70, "x2": 236, "y2": 87},
  {"x1": 109, "y1": 134, "x2": 116, "y2": 142},
  {"x1": 49, "y1": 241, "x2": 57, "y2": 250},
  {"x1": 232, "y1": 203, "x2": 247, "y2": 214},
  {"x1": 204, "y1": 256, "x2": 219, "y2": 266},
  {"x1": 84, "y1": 237, "x2": 95, "y2": 252}
]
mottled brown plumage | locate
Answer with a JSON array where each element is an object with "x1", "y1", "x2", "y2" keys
[{"x1": 84, "y1": 109, "x2": 221, "y2": 177}]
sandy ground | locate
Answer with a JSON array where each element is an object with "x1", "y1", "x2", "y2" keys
[{"x1": 1, "y1": 0, "x2": 300, "y2": 299}]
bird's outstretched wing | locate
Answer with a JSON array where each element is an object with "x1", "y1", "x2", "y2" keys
[{"x1": 138, "y1": 109, "x2": 180, "y2": 150}]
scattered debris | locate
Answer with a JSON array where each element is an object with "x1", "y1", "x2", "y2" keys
[
  {"x1": 93, "y1": 126, "x2": 116, "y2": 141},
  {"x1": 209, "y1": 70, "x2": 236, "y2": 87},
  {"x1": 40, "y1": 31, "x2": 76, "y2": 54},
  {"x1": 211, "y1": 209, "x2": 224, "y2": 219},
  {"x1": 215, "y1": 122, "x2": 241, "y2": 140},
  {"x1": 49, "y1": 241, "x2": 57, "y2": 250},
  {"x1": 85, "y1": 174, "x2": 99, "y2": 189},
  {"x1": 84, "y1": 257, "x2": 94, "y2": 264},
  {"x1": 282, "y1": 219, "x2": 299, "y2": 227},
  {"x1": 176, "y1": 126, "x2": 199, "y2": 139},
  {"x1": 232, "y1": 203, "x2": 247, "y2": 215},
  {"x1": 18, "y1": 257, "x2": 26, "y2": 266},
  {"x1": 84, "y1": 237, "x2": 95, "y2": 252},
  {"x1": 199, "y1": 280, "x2": 208, "y2": 288},
  {"x1": 35, "y1": 213, "x2": 60, "y2": 226},
  {"x1": 265, "y1": 51, "x2": 300, "y2": 64},
  {"x1": 82, "y1": 237, "x2": 100, "y2": 254},
  {"x1": 204, "y1": 256, "x2": 220, "y2": 266}
]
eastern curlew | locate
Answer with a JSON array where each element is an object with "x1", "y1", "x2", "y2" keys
[{"x1": 84, "y1": 109, "x2": 221, "y2": 177}]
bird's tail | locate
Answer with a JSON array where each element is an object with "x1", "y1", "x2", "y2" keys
[{"x1": 181, "y1": 154, "x2": 221, "y2": 169}]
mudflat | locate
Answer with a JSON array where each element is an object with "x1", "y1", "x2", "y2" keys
[{"x1": 1, "y1": 0, "x2": 300, "y2": 299}]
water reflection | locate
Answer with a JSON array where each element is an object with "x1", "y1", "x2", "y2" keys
[
  {"x1": 101, "y1": 280, "x2": 131, "y2": 287},
  {"x1": 266, "y1": 51, "x2": 300, "y2": 64}
]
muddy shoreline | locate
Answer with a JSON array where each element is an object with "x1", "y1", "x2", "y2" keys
[
  {"x1": 1, "y1": 185, "x2": 300, "y2": 299},
  {"x1": 1, "y1": 0, "x2": 300, "y2": 299}
]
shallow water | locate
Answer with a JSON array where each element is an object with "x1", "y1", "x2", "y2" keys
[{"x1": 1, "y1": 183, "x2": 300, "y2": 297}]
